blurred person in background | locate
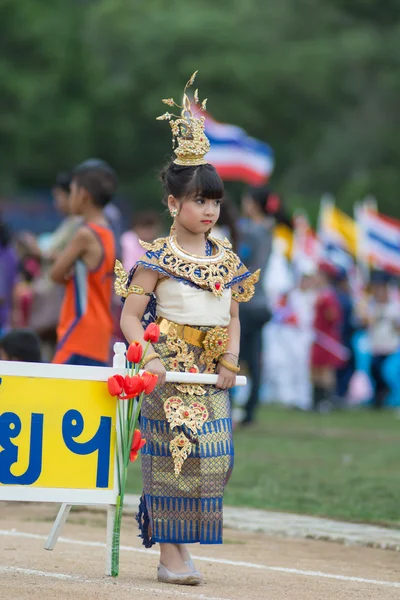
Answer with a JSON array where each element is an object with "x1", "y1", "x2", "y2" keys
[
  {"x1": 51, "y1": 159, "x2": 117, "y2": 366},
  {"x1": 0, "y1": 218, "x2": 18, "y2": 336},
  {"x1": 46, "y1": 171, "x2": 81, "y2": 259},
  {"x1": 236, "y1": 185, "x2": 281, "y2": 424},
  {"x1": 116, "y1": 210, "x2": 163, "y2": 345},
  {"x1": 285, "y1": 262, "x2": 317, "y2": 410},
  {"x1": 0, "y1": 328, "x2": 42, "y2": 362},
  {"x1": 311, "y1": 263, "x2": 345, "y2": 412},
  {"x1": 363, "y1": 272, "x2": 400, "y2": 409},
  {"x1": 13, "y1": 254, "x2": 41, "y2": 328},
  {"x1": 332, "y1": 269, "x2": 357, "y2": 402},
  {"x1": 72, "y1": 159, "x2": 123, "y2": 260},
  {"x1": 211, "y1": 194, "x2": 239, "y2": 251},
  {"x1": 121, "y1": 211, "x2": 162, "y2": 272},
  {"x1": 28, "y1": 171, "x2": 79, "y2": 359}
]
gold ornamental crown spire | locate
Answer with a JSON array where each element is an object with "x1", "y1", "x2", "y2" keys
[{"x1": 156, "y1": 71, "x2": 210, "y2": 166}]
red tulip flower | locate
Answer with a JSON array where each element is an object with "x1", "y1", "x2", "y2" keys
[
  {"x1": 143, "y1": 322, "x2": 160, "y2": 343},
  {"x1": 126, "y1": 341, "x2": 143, "y2": 364},
  {"x1": 107, "y1": 374, "x2": 125, "y2": 397},
  {"x1": 129, "y1": 429, "x2": 146, "y2": 462},
  {"x1": 123, "y1": 374, "x2": 145, "y2": 399},
  {"x1": 142, "y1": 371, "x2": 158, "y2": 394}
]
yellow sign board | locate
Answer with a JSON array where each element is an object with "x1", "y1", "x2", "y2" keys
[{"x1": 0, "y1": 374, "x2": 116, "y2": 491}]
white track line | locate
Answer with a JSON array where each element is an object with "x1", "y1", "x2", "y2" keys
[
  {"x1": 0, "y1": 529, "x2": 399, "y2": 589},
  {"x1": 0, "y1": 566, "x2": 231, "y2": 600}
]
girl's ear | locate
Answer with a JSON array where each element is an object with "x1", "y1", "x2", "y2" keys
[{"x1": 167, "y1": 195, "x2": 179, "y2": 215}]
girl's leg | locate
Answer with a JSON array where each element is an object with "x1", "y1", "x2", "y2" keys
[
  {"x1": 177, "y1": 544, "x2": 191, "y2": 562},
  {"x1": 159, "y1": 543, "x2": 191, "y2": 573}
]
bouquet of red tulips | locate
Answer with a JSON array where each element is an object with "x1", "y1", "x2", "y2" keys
[{"x1": 107, "y1": 323, "x2": 160, "y2": 576}]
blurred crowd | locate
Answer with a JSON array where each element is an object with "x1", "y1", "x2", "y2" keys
[{"x1": 1, "y1": 175, "x2": 399, "y2": 423}]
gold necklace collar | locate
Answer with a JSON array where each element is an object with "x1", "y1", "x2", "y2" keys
[{"x1": 167, "y1": 235, "x2": 225, "y2": 264}]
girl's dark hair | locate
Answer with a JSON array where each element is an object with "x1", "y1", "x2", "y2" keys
[
  {"x1": 247, "y1": 184, "x2": 293, "y2": 230},
  {"x1": 159, "y1": 160, "x2": 224, "y2": 205}
]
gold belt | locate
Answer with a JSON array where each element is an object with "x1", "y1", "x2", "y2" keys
[
  {"x1": 157, "y1": 317, "x2": 207, "y2": 347},
  {"x1": 156, "y1": 317, "x2": 229, "y2": 356}
]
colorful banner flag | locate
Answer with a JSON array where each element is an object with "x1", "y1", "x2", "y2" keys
[
  {"x1": 357, "y1": 207, "x2": 400, "y2": 275},
  {"x1": 203, "y1": 113, "x2": 274, "y2": 185},
  {"x1": 318, "y1": 199, "x2": 358, "y2": 271}
]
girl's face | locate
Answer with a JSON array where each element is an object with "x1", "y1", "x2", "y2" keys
[{"x1": 168, "y1": 194, "x2": 221, "y2": 235}]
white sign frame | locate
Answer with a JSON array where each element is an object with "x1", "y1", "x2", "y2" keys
[{"x1": 0, "y1": 356, "x2": 246, "y2": 574}]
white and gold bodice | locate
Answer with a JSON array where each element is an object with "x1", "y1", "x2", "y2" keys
[
  {"x1": 114, "y1": 235, "x2": 260, "y2": 321},
  {"x1": 156, "y1": 278, "x2": 231, "y2": 326}
]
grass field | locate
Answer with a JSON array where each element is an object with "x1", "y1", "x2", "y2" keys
[{"x1": 126, "y1": 406, "x2": 400, "y2": 527}]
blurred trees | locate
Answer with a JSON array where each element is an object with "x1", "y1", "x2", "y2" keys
[{"x1": 0, "y1": 0, "x2": 399, "y2": 216}]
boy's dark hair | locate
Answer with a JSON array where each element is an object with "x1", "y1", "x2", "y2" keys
[
  {"x1": 54, "y1": 171, "x2": 72, "y2": 193},
  {"x1": 159, "y1": 160, "x2": 224, "y2": 205},
  {"x1": 0, "y1": 329, "x2": 42, "y2": 362},
  {"x1": 73, "y1": 159, "x2": 118, "y2": 207}
]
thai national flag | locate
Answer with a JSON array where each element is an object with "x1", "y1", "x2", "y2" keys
[
  {"x1": 203, "y1": 113, "x2": 274, "y2": 185},
  {"x1": 358, "y1": 208, "x2": 400, "y2": 275}
]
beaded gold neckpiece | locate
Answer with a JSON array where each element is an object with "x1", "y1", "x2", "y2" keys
[{"x1": 140, "y1": 235, "x2": 239, "y2": 297}]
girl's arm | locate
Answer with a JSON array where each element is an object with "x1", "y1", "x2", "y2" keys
[
  {"x1": 216, "y1": 298, "x2": 240, "y2": 390},
  {"x1": 120, "y1": 265, "x2": 167, "y2": 385}
]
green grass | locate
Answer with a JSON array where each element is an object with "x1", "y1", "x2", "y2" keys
[{"x1": 126, "y1": 406, "x2": 400, "y2": 527}]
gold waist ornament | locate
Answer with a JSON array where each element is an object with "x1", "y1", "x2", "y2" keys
[{"x1": 157, "y1": 317, "x2": 229, "y2": 360}]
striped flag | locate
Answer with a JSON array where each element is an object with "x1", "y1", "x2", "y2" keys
[
  {"x1": 357, "y1": 207, "x2": 400, "y2": 275},
  {"x1": 318, "y1": 198, "x2": 357, "y2": 271},
  {"x1": 203, "y1": 112, "x2": 274, "y2": 185}
]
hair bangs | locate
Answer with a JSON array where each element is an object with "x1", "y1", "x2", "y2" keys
[{"x1": 187, "y1": 164, "x2": 224, "y2": 200}]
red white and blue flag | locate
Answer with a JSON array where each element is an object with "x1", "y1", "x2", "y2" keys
[
  {"x1": 204, "y1": 113, "x2": 274, "y2": 185},
  {"x1": 358, "y1": 208, "x2": 400, "y2": 275}
]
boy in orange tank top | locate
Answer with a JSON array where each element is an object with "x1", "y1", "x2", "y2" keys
[{"x1": 50, "y1": 159, "x2": 117, "y2": 366}]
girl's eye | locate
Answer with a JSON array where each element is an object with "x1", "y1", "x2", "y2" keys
[
  {"x1": 195, "y1": 197, "x2": 205, "y2": 204},
  {"x1": 215, "y1": 200, "x2": 222, "y2": 206}
]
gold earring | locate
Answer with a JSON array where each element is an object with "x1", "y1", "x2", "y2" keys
[{"x1": 170, "y1": 208, "x2": 178, "y2": 218}]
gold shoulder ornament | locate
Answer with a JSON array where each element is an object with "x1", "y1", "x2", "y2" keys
[
  {"x1": 139, "y1": 237, "x2": 167, "y2": 252},
  {"x1": 114, "y1": 259, "x2": 148, "y2": 298},
  {"x1": 231, "y1": 269, "x2": 261, "y2": 303}
]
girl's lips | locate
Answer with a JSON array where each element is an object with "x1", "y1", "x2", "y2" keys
[{"x1": 201, "y1": 220, "x2": 213, "y2": 224}]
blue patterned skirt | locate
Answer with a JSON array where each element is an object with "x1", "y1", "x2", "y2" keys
[{"x1": 137, "y1": 326, "x2": 234, "y2": 546}]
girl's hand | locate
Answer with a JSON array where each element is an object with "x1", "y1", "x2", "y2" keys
[
  {"x1": 216, "y1": 364, "x2": 237, "y2": 390},
  {"x1": 144, "y1": 358, "x2": 167, "y2": 386}
]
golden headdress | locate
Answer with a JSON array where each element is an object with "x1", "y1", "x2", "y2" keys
[{"x1": 156, "y1": 71, "x2": 210, "y2": 167}]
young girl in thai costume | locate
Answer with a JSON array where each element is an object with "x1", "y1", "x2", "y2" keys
[{"x1": 116, "y1": 72, "x2": 259, "y2": 586}]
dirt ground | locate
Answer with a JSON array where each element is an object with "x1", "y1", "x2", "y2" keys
[{"x1": 0, "y1": 503, "x2": 399, "y2": 600}]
